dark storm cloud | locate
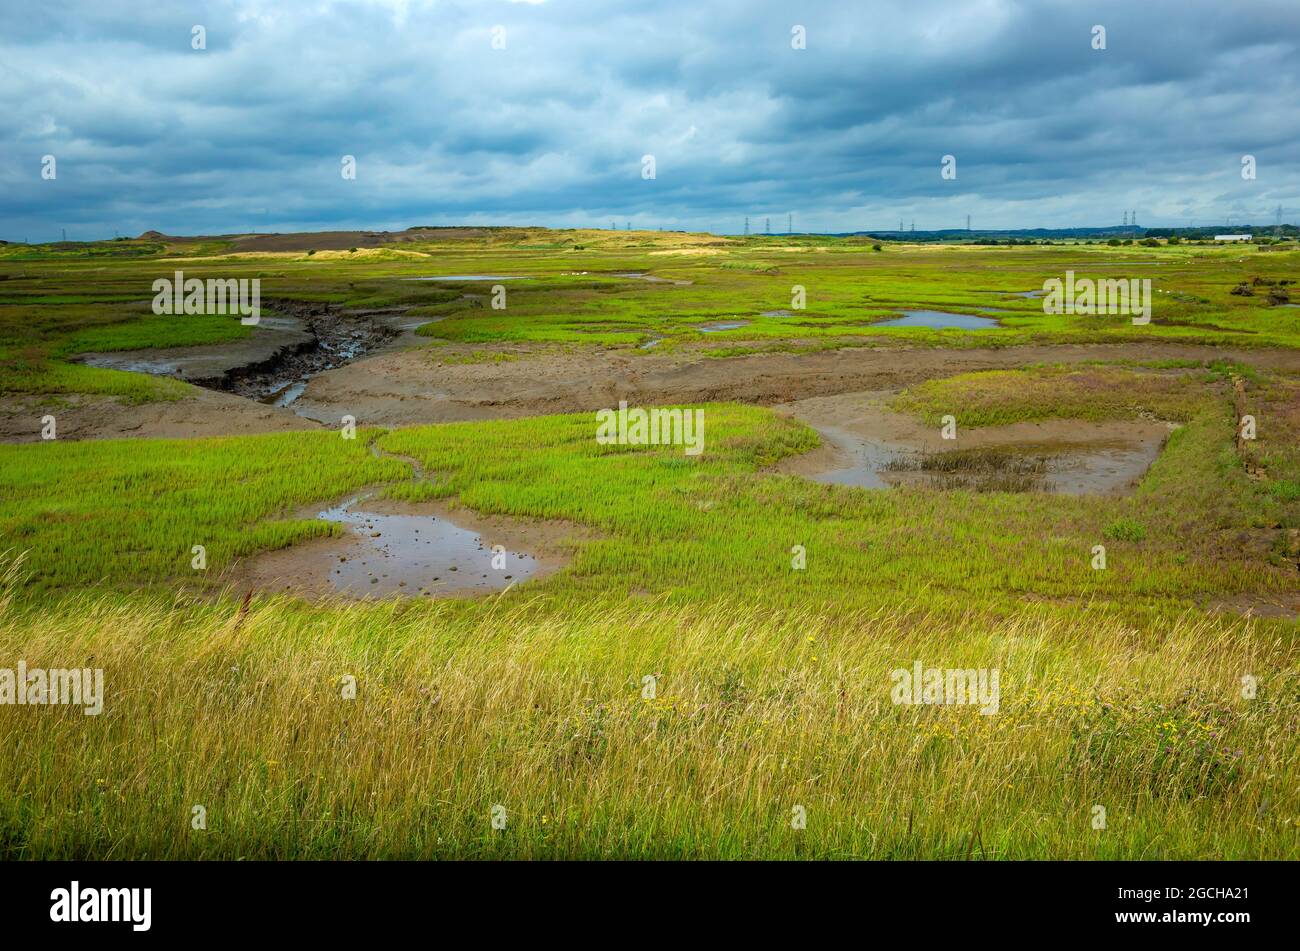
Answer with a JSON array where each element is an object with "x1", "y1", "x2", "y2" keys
[{"x1": 2, "y1": 0, "x2": 1298, "y2": 240}]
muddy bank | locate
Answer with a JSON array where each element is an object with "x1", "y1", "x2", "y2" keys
[
  {"x1": 12, "y1": 338, "x2": 1300, "y2": 443},
  {"x1": 75, "y1": 297, "x2": 415, "y2": 408},
  {"x1": 235, "y1": 493, "x2": 592, "y2": 600},
  {"x1": 772, "y1": 390, "x2": 1174, "y2": 495},
  {"x1": 206, "y1": 297, "x2": 410, "y2": 405},
  {"x1": 77, "y1": 314, "x2": 315, "y2": 385},
  {"x1": 289, "y1": 339, "x2": 1300, "y2": 429},
  {"x1": 1208, "y1": 593, "x2": 1300, "y2": 621},
  {"x1": 0, "y1": 388, "x2": 319, "y2": 443}
]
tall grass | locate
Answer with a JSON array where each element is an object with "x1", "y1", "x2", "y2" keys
[{"x1": 1, "y1": 575, "x2": 1293, "y2": 859}]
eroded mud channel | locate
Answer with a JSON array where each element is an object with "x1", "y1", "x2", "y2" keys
[
  {"x1": 775, "y1": 391, "x2": 1173, "y2": 495},
  {"x1": 77, "y1": 297, "x2": 411, "y2": 411}
]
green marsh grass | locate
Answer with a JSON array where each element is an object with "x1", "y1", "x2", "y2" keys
[
  {"x1": 1, "y1": 236, "x2": 1298, "y2": 859},
  {"x1": 1, "y1": 572, "x2": 1294, "y2": 859}
]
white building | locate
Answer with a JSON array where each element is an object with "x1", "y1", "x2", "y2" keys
[{"x1": 1215, "y1": 234, "x2": 1253, "y2": 242}]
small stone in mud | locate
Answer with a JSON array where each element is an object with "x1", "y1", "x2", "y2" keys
[
  {"x1": 449, "y1": 566, "x2": 457, "y2": 571},
  {"x1": 370, "y1": 531, "x2": 381, "y2": 537}
]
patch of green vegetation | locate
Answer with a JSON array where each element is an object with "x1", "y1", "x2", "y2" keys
[
  {"x1": 891, "y1": 365, "x2": 1214, "y2": 427},
  {"x1": 0, "y1": 430, "x2": 408, "y2": 589},
  {"x1": 1267, "y1": 480, "x2": 1300, "y2": 503},
  {"x1": 0, "y1": 357, "x2": 191, "y2": 402},
  {"x1": 53, "y1": 314, "x2": 253, "y2": 356},
  {"x1": 1104, "y1": 517, "x2": 1148, "y2": 542}
]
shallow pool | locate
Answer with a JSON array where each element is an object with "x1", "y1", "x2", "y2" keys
[{"x1": 873, "y1": 310, "x2": 1000, "y2": 329}]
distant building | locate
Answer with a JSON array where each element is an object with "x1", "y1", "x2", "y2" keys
[{"x1": 1215, "y1": 234, "x2": 1253, "y2": 242}]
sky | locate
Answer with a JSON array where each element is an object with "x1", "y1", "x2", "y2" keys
[{"x1": 2, "y1": 0, "x2": 1299, "y2": 241}]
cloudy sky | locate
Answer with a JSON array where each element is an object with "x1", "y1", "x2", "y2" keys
[{"x1": 3, "y1": 0, "x2": 1298, "y2": 241}]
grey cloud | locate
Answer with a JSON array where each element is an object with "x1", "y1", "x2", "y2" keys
[{"x1": 2, "y1": 0, "x2": 1298, "y2": 240}]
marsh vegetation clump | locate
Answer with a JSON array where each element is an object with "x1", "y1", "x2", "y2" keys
[{"x1": 882, "y1": 446, "x2": 1055, "y2": 492}]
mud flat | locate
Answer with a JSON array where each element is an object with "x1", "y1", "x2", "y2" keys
[
  {"x1": 0, "y1": 387, "x2": 319, "y2": 442},
  {"x1": 16, "y1": 339, "x2": 1300, "y2": 444},
  {"x1": 773, "y1": 390, "x2": 1173, "y2": 495},
  {"x1": 1209, "y1": 593, "x2": 1300, "y2": 620},
  {"x1": 236, "y1": 494, "x2": 591, "y2": 600},
  {"x1": 287, "y1": 340, "x2": 1300, "y2": 431}
]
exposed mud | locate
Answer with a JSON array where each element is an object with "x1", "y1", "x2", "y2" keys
[
  {"x1": 234, "y1": 493, "x2": 592, "y2": 600},
  {"x1": 772, "y1": 390, "x2": 1174, "y2": 495},
  {"x1": 0, "y1": 388, "x2": 319, "y2": 442},
  {"x1": 287, "y1": 339, "x2": 1300, "y2": 430},
  {"x1": 1208, "y1": 594, "x2": 1300, "y2": 621},
  {"x1": 77, "y1": 314, "x2": 315, "y2": 385},
  {"x1": 77, "y1": 297, "x2": 414, "y2": 409},
  {"x1": 10, "y1": 338, "x2": 1300, "y2": 443},
  {"x1": 222, "y1": 298, "x2": 407, "y2": 405}
]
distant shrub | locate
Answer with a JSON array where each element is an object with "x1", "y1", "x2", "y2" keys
[{"x1": 872, "y1": 244, "x2": 882, "y2": 252}]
